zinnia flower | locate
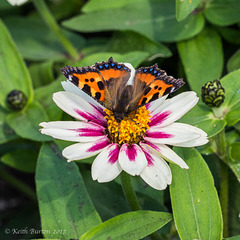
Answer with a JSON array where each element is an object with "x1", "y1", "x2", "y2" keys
[{"x1": 40, "y1": 70, "x2": 208, "y2": 191}]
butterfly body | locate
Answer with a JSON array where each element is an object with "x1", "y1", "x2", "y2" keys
[
  {"x1": 61, "y1": 57, "x2": 184, "y2": 122},
  {"x1": 110, "y1": 84, "x2": 134, "y2": 122}
]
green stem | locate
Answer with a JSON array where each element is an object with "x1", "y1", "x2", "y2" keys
[
  {"x1": 0, "y1": 166, "x2": 37, "y2": 202},
  {"x1": 212, "y1": 106, "x2": 224, "y2": 119},
  {"x1": 121, "y1": 171, "x2": 141, "y2": 211},
  {"x1": 220, "y1": 161, "x2": 228, "y2": 238},
  {"x1": 121, "y1": 171, "x2": 162, "y2": 240},
  {"x1": 216, "y1": 129, "x2": 227, "y2": 160},
  {"x1": 215, "y1": 129, "x2": 229, "y2": 237},
  {"x1": 32, "y1": 0, "x2": 79, "y2": 60}
]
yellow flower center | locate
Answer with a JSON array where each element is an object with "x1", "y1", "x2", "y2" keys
[{"x1": 104, "y1": 106, "x2": 152, "y2": 145}]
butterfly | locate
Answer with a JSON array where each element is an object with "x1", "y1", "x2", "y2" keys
[{"x1": 61, "y1": 57, "x2": 184, "y2": 122}]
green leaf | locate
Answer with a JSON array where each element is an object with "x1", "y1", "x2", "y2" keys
[
  {"x1": 234, "y1": 121, "x2": 240, "y2": 131},
  {"x1": 62, "y1": 0, "x2": 204, "y2": 42},
  {"x1": 29, "y1": 61, "x2": 54, "y2": 89},
  {"x1": 82, "y1": 0, "x2": 136, "y2": 13},
  {"x1": 226, "y1": 130, "x2": 239, "y2": 146},
  {"x1": 178, "y1": 28, "x2": 223, "y2": 96},
  {"x1": 80, "y1": 211, "x2": 172, "y2": 240},
  {"x1": 170, "y1": 147, "x2": 222, "y2": 240},
  {"x1": 229, "y1": 142, "x2": 240, "y2": 162},
  {"x1": 107, "y1": 31, "x2": 171, "y2": 58},
  {"x1": 36, "y1": 143, "x2": 102, "y2": 239},
  {"x1": 228, "y1": 142, "x2": 240, "y2": 182},
  {"x1": 0, "y1": 107, "x2": 18, "y2": 144},
  {"x1": 63, "y1": 0, "x2": 155, "y2": 40},
  {"x1": 3, "y1": 16, "x2": 85, "y2": 61},
  {"x1": 155, "y1": 13, "x2": 204, "y2": 42},
  {"x1": 131, "y1": 177, "x2": 164, "y2": 208},
  {"x1": 0, "y1": 0, "x2": 15, "y2": 10},
  {"x1": 217, "y1": 27, "x2": 240, "y2": 45},
  {"x1": 84, "y1": 170, "x2": 166, "y2": 221},
  {"x1": 180, "y1": 103, "x2": 226, "y2": 138},
  {"x1": 0, "y1": 19, "x2": 33, "y2": 110},
  {"x1": 221, "y1": 69, "x2": 240, "y2": 126},
  {"x1": 224, "y1": 236, "x2": 240, "y2": 240},
  {"x1": 0, "y1": 139, "x2": 35, "y2": 157},
  {"x1": 1, "y1": 149, "x2": 37, "y2": 173},
  {"x1": 83, "y1": 172, "x2": 130, "y2": 220},
  {"x1": 227, "y1": 49, "x2": 240, "y2": 73},
  {"x1": 228, "y1": 175, "x2": 240, "y2": 236},
  {"x1": 34, "y1": 79, "x2": 63, "y2": 121},
  {"x1": 176, "y1": 0, "x2": 201, "y2": 21},
  {"x1": 197, "y1": 142, "x2": 214, "y2": 155},
  {"x1": 6, "y1": 102, "x2": 51, "y2": 142},
  {"x1": 74, "y1": 52, "x2": 149, "y2": 69},
  {"x1": 204, "y1": 0, "x2": 240, "y2": 26},
  {"x1": 81, "y1": 37, "x2": 109, "y2": 56}
]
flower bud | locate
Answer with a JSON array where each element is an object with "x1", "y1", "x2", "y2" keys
[
  {"x1": 6, "y1": 90, "x2": 28, "y2": 110},
  {"x1": 201, "y1": 80, "x2": 225, "y2": 107}
]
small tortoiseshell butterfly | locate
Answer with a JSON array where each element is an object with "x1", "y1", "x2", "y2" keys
[{"x1": 61, "y1": 57, "x2": 184, "y2": 122}]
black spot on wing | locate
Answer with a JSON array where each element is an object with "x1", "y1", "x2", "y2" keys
[
  {"x1": 82, "y1": 84, "x2": 91, "y2": 95},
  {"x1": 95, "y1": 92, "x2": 101, "y2": 100},
  {"x1": 144, "y1": 87, "x2": 151, "y2": 95},
  {"x1": 71, "y1": 75, "x2": 79, "y2": 86},
  {"x1": 140, "y1": 97, "x2": 147, "y2": 105},
  {"x1": 97, "y1": 81, "x2": 104, "y2": 90},
  {"x1": 163, "y1": 87, "x2": 173, "y2": 95},
  {"x1": 149, "y1": 92, "x2": 159, "y2": 102}
]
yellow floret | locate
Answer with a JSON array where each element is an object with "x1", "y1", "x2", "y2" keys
[{"x1": 104, "y1": 106, "x2": 151, "y2": 144}]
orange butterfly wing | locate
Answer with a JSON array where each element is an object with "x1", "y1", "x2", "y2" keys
[
  {"x1": 134, "y1": 65, "x2": 184, "y2": 106},
  {"x1": 61, "y1": 66, "x2": 106, "y2": 102},
  {"x1": 61, "y1": 58, "x2": 131, "y2": 108},
  {"x1": 94, "y1": 57, "x2": 131, "y2": 83}
]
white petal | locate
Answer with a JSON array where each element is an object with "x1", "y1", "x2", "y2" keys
[
  {"x1": 61, "y1": 81, "x2": 105, "y2": 111},
  {"x1": 140, "y1": 147, "x2": 172, "y2": 190},
  {"x1": 7, "y1": 0, "x2": 28, "y2": 6},
  {"x1": 53, "y1": 91, "x2": 106, "y2": 125},
  {"x1": 62, "y1": 136, "x2": 109, "y2": 161},
  {"x1": 145, "y1": 122, "x2": 205, "y2": 145},
  {"x1": 174, "y1": 136, "x2": 209, "y2": 147},
  {"x1": 140, "y1": 142, "x2": 188, "y2": 169},
  {"x1": 40, "y1": 121, "x2": 106, "y2": 142},
  {"x1": 118, "y1": 144, "x2": 147, "y2": 176},
  {"x1": 149, "y1": 91, "x2": 198, "y2": 127},
  {"x1": 39, "y1": 121, "x2": 105, "y2": 130},
  {"x1": 146, "y1": 95, "x2": 168, "y2": 113},
  {"x1": 92, "y1": 144, "x2": 122, "y2": 182}
]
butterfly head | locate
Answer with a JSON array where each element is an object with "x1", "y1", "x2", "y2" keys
[{"x1": 112, "y1": 112, "x2": 129, "y2": 123}]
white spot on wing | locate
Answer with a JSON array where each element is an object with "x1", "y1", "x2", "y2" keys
[{"x1": 124, "y1": 63, "x2": 135, "y2": 85}]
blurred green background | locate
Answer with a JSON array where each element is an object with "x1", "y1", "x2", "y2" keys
[{"x1": 1, "y1": 0, "x2": 240, "y2": 239}]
